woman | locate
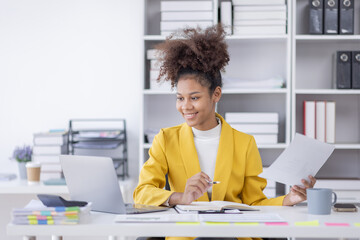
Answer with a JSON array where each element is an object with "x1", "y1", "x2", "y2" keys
[{"x1": 134, "y1": 24, "x2": 316, "y2": 238}]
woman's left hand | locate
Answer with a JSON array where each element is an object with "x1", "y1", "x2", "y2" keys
[{"x1": 282, "y1": 175, "x2": 317, "y2": 206}]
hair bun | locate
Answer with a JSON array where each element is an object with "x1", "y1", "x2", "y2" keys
[{"x1": 156, "y1": 24, "x2": 229, "y2": 87}]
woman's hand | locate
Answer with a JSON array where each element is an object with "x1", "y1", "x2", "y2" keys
[
  {"x1": 169, "y1": 172, "x2": 212, "y2": 205},
  {"x1": 283, "y1": 175, "x2": 317, "y2": 206}
]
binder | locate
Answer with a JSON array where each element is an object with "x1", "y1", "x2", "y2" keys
[
  {"x1": 336, "y1": 51, "x2": 352, "y2": 89},
  {"x1": 325, "y1": 101, "x2": 336, "y2": 143},
  {"x1": 324, "y1": 0, "x2": 338, "y2": 34},
  {"x1": 315, "y1": 101, "x2": 326, "y2": 142},
  {"x1": 339, "y1": 0, "x2": 354, "y2": 34},
  {"x1": 309, "y1": 0, "x2": 324, "y2": 34},
  {"x1": 303, "y1": 101, "x2": 316, "y2": 139},
  {"x1": 352, "y1": 51, "x2": 360, "y2": 89},
  {"x1": 221, "y1": 1, "x2": 232, "y2": 35}
]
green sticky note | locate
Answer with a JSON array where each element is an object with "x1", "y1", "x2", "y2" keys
[
  {"x1": 354, "y1": 223, "x2": 360, "y2": 227},
  {"x1": 205, "y1": 222, "x2": 230, "y2": 225},
  {"x1": 176, "y1": 222, "x2": 200, "y2": 225},
  {"x1": 295, "y1": 220, "x2": 319, "y2": 226},
  {"x1": 234, "y1": 222, "x2": 259, "y2": 226}
]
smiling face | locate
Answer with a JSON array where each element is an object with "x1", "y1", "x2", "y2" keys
[{"x1": 176, "y1": 76, "x2": 221, "y2": 131}]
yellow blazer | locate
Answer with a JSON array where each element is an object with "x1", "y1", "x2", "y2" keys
[{"x1": 133, "y1": 114, "x2": 285, "y2": 240}]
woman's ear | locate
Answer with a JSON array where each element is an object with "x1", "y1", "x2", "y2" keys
[{"x1": 212, "y1": 86, "x2": 222, "y2": 103}]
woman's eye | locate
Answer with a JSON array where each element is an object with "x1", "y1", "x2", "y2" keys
[
  {"x1": 192, "y1": 97, "x2": 198, "y2": 100},
  {"x1": 177, "y1": 97, "x2": 183, "y2": 101}
]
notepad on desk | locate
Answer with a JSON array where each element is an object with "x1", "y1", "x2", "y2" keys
[{"x1": 175, "y1": 201, "x2": 258, "y2": 213}]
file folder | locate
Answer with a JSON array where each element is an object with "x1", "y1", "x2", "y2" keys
[
  {"x1": 336, "y1": 51, "x2": 352, "y2": 89},
  {"x1": 324, "y1": 0, "x2": 338, "y2": 34},
  {"x1": 352, "y1": 51, "x2": 360, "y2": 89},
  {"x1": 339, "y1": 0, "x2": 354, "y2": 34},
  {"x1": 309, "y1": 0, "x2": 324, "y2": 34}
]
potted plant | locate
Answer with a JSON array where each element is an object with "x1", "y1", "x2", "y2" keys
[{"x1": 12, "y1": 145, "x2": 32, "y2": 180}]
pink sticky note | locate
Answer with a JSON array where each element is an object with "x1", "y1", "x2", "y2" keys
[
  {"x1": 265, "y1": 222, "x2": 289, "y2": 226},
  {"x1": 325, "y1": 223, "x2": 350, "y2": 227}
]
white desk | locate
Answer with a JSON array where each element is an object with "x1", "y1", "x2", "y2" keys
[
  {"x1": 0, "y1": 180, "x2": 68, "y2": 194},
  {"x1": 0, "y1": 179, "x2": 135, "y2": 240},
  {"x1": 6, "y1": 206, "x2": 360, "y2": 239}
]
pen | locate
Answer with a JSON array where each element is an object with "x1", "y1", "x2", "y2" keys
[{"x1": 207, "y1": 180, "x2": 221, "y2": 184}]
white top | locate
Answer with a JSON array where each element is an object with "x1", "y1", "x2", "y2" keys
[
  {"x1": 192, "y1": 119, "x2": 222, "y2": 198},
  {"x1": 162, "y1": 119, "x2": 221, "y2": 206}
]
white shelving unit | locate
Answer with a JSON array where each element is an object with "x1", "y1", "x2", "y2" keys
[
  {"x1": 140, "y1": 0, "x2": 360, "y2": 199},
  {"x1": 140, "y1": 0, "x2": 292, "y2": 197},
  {"x1": 292, "y1": 0, "x2": 360, "y2": 199}
]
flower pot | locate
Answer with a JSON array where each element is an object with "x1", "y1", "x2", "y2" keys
[{"x1": 18, "y1": 162, "x2": 27, "y2": 180}]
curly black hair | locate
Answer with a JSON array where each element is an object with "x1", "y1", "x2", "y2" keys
[{"x1": 155, "y1": 24, "x2": 229, "y2": 93}]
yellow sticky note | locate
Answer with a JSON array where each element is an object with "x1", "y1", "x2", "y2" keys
[
  {"x1": 176, "y1": 222, "x2": 200, "y2": 225},
  {"x1": 205, "y1": 222, "x2": 230, "y2": 225},
  {"x1": 354, "y1": 223, "x2": 360, "y2": 227},
  {"x1": 295, "y1": 220, "x2": 319, "y2": 226},
  {"x1": 234, "y1": 222, "x2": 259, "y2": 226}
]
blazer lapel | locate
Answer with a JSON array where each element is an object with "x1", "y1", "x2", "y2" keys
[
  {"x1": 212, "y1": 114, "x2": 234, "y2": 201},
  {"x1": 179, "y1": 123, "x2": 209, "y2": 201}
]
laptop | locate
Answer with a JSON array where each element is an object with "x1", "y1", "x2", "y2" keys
[{"x1": 60, "y1": 155, "x2": 169, "y2": 214}]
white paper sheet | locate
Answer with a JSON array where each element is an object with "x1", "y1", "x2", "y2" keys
[
  {"x1": 199, "y1": 213, "x2": 285, "y2": 223},
  {"x1": 259, "y1": 133, "x2": 335, "y2": 186},
  {"x1": 114, "y1": 214, "x2": 199, "y2": 223}
]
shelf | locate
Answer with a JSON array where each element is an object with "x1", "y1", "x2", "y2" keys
[
  {"x1": 144, "y1": 35, "x2": 289, "y2": 41},
  {"x1": 333, "y1": 144, "x2": 360, "y2": 150},
  {"x1": 295, "y1": 89, "x2": 360, "y2": 95},
  {"x1": 144, "y1": 89, "x2": 288, "y2": 95},
  {"x1": 296, "y1": 35, "x2": 360, "y2": 42},
  {"x1": 226, "y1": 35, "x2": 288, "y2": 41},
  {"x1": 143, "y1": 143, "x2": 152, "y2": 149},
  {"x1": 222, "y1": 88, "x2": 288, "y2": 94}
]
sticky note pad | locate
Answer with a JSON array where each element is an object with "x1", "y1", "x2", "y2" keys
[
  {"x1": 176, "y1": 222, "x2": 200, "y2": 225},
  {"x1": 354, "y1": 223, "x2": 360, "y2": 227},
  {"x1": 265, "y1": 222, "x2": 288, "y2": 226},
  {"x1": 205, "y1": 222, "x2": 230, "y2": 225},
  {"x1": 234, "y1": 222, "x2": 259, "y2": 226},
  {"x1": 295, "y1": 220, "x2": 319, "y2": 226},
  {"x1": 325, "y1": 223, "x2": 350, "y2": 227}
]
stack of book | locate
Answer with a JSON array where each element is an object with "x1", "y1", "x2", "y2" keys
[
  {"x1": 160, "y1": 1, "x2": 213, "y2": 36},
  {"x1": 32, "y1": 131, "x2": 68, "y2": 181},
  {"x1": 232, "y1": 0, "x2": 287, "y2": 35},
  {"x1": 315, "y1": 179, "x2": 360, "y2": 203},
  {"x1": 12, "y1": 200, "x2": 90, "y2": 225},
  {"x1": 147, "y1": 49, "x2": 171, "y2": 91},
  {"x1": 225, "y1": 112, "x2": 279, "y2": 144},
  {"x1": 262, "y1": 167, "x2": 276, "y2": 198},
  {"x1": 303, "y1": 101, "x2": 336, "y2": 143}
]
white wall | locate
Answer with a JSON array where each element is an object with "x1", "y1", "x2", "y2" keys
[{"x1": 0, "y1": 0, "x2": 143, "y2": 180}]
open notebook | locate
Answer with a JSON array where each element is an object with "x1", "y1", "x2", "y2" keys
[{"x1": 175, "y1": 201, "x2": 258, "y2": 213}]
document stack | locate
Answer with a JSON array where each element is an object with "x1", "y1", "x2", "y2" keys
[
  {"x1": 303, "y1": 101, "x2": 335, "y2": 143},
  {"x1": 32, "y1": 131, "x2": 68, "y2": 181},
  {"x1": 232, "y1": 0, "x2": 287, "y2": 35},
  {"x1": 12, "y1": 200, "x2": 90, "y2": 225},
  {"x1": 225, "y1": 112, "x2": 279, "y2": 144},
  {"x1": 160, "y1": 1, "x2": 213, "y2": 36},
  {"x1": 147, "y1": 49, "x2": 171, "y2": 91}
]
